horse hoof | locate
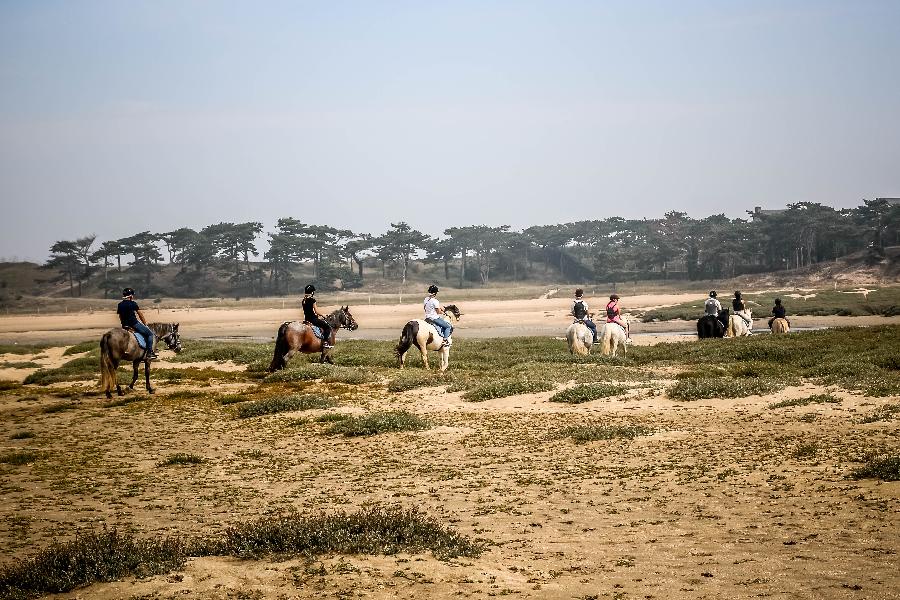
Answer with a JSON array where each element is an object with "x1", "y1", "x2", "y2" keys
[
  {"x1": 147, "y1": 388, "x2": 154, "y2": 394},
  {"x1": 105, "y1": 392, "x2": 112, "y2": 399}
]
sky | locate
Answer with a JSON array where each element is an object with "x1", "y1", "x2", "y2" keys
[{"x1": 1, "y1": 0, "x2": 899, "y2": 262}]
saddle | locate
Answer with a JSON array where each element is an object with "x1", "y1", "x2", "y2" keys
[
  {"x1": 608, "y1": 321, "x2": 627, "y2": 333},
  {"x1": 302, "y1": 321, "x2": 326, "y2": 340},
  {"x1": 122, "y1": 326, "x2": 148, "y2": 349}
]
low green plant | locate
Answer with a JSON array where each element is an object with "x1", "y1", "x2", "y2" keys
[
  {"x1": 62, "y1": 341, "x2": 97, "y2": 356},
  {"x1": 0, "y1": 361, "x2": 41, "y2": 369},
  {"x1": 462, "y1": 379, "x2": 555, "y2": 402},
  {"x1": 667, "y1": 377, "x2": 782, "y2": 401},
  {"x1": 850, "y1": 455, "x2": 900, "y2": 481},
  {"x1": 549, "y1": 383, "x2": 628, "y2": 404},
  {"x1": 314, "y1": 412, "x2": 348, "y2": 423},
  {"x1": 327, "y1": 410, "x2": 430, "y2": 436},
  {"x1": 769, "y1": 393, "x2": 841, "y2": 409},
  {"x1": 264, "y1": 363, "x2": 333, "y2": 383},
  {"x1": 43, "y1": 402, "x2": 77, "y2": 414},
  {"x1": 0, "y1": 380, "x2": 21, "y2": 391},
  {"x1": 0, "y1": 450, "x2": 41, "y2": 465},
  {"x1": 858, "y1": 403, "x2": 900, "y2": 424},
  {"x1": 157, "y1": 453, "x2": 205, "y2": 467},
  {"x1": 387, "y1": 371, "x2": 443, "y2": 393},
  {"x1": 562, "y1": 423, "x2": 654, "y2": 443},
  {"x1": 10, "y1": 431, "x2": 35, "y2": 440},
  {"x1": 0, "y1": 343, "x2": 49, "y2": 355},
  {"x1": 237, "y1": 395, "x2": 338, "y2": 419}
]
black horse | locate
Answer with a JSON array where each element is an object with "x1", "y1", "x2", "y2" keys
[{"x1": 697, "y1": 309, "x2": 729, "y2": 339}]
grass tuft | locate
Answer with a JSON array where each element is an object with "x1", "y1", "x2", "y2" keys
[
  {"x1": 667, "y1": 377, "x2": 782, "y2": 401},
  {"x1": 562, "y1": 423, "x2": 654, "y2": 443},
  {"x1": 157, "y1": 453, "x2": 205, "y2": 467},
  {"x1": 549, "y1": 383, "x2": 628, "y2": 404},
  {"x1": 462, "y1": 379, "x2": 555, "y2": 402},
  {"x1": 387, "y1": 371, "x2": 443, "y2": 393},
  {"x1": 10, "y1": 431, "x2": 35, "y2": 440},
  {"x1": 43, "y1": 402, "x2": 77, "y2": 414},
  {"x1": 236, "y1": 395, "x2": 338, "y2": 419},
  {"x1": 62, "y1": 341, "x2": 97, "y2": 356},
  {"x1": 327, "y1": 410, "x2": 430, "y2": 436},
  {"x1": 850, "y1": 455, "x2": 900, "y2": 481},
  {"x1": 858, "y1": 403, "x2": 900, "y2": 424},
  {"x1": 0, "y1": 380, "x2": 21, "y2": 391},
  {"x1": 0, "y1": 450, "x2": 41, "y2": 465},
  {"x1": 768, "y1": 393, "x2": 841, "y2": 409}
]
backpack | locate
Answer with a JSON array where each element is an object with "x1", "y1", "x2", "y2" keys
[{"x1": 573, "y1": 300, "x2": 588, "y2": 320}]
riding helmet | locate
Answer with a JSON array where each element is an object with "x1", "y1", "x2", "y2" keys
[
  {"x1": 709, "y1": 291, "x2": 717, "y2": 298},
  {"x1": 610, "y1": 293, "x2": 620, "y2": 300},
  {"x1": 734, "y1": 290, "x2": 742, "y2": 298},
  {"x1": 122, "y1": 288, "x2": 135, "y2": 297},
  {"x1": 574, "y1": 288, "x2": 583, "y2": 298},
  {"x1": 304, "y1": 284, "x2": 316, "y2": 294},
  {"x1": 428, "y1": 284, "x2": 439, "y2": 294}
]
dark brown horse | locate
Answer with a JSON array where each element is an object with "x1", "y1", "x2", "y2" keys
[
  {"x1": 268, "y1": 306, "x2": 358, "y2": 371},
  {"x1": 99, "y1": 323, "x2": 182, "y2": 398}
]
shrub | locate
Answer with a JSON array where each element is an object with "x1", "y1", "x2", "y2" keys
[
  {"x1": 549, "y1": 383, "x2": 628, "y2": 404},
  {"x1": 858, "y1": 403, "x2": 900, "y2": 424},
  {"x1": 768, "y1": 393, "x2": 841, "y2": 409},
  {"x1": 43, "y1": 402, "x2": 77, "y2": 414},
  {"x1": 387, "y1": 371, "x2": 443, "y2": 393},
  {"x1": 237, "y1": 395, "x2": 338, "y2": 419},
  {"x1": 667, "y1": 377, "x2": 782, "y2": 401},
  {"x1": 264, "y1": 364, "x2": 332, "y2": 383},
  {"x1": 0, "y1": 380, "x2": 21, "y2": 391},
  {"x1": 157, "y1": 453, "x2": 205, "y2": 467},
  {"x1": 314, "y1": 413, "x2": 348, "y2": 423},
  {"x1": 0, "y1": 528, "x2": 186, "y2": 597},
  {"x1": 563, "y1": 423, "x2": 654, "y2": 443},
  {"x1": 850, "y1": 455, "x2": 900, "y2": 481},
  {"x1": 10, "y1": 431, "x2": 35, "y2": 440},
  {"x1": 327, "y1": 410, "x2": 430, "y2": 436},
  {"x1": 62, "y1": 341, "x2": 97, "y2": 356},
  {"x1": 463, "y1": 379, "x2": 555, "y2": 402}
]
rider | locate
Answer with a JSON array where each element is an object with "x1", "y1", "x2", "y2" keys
[
  {"x1": 768, "y1": 298, "x2": 790, "y2": 329},
  {"x1": 424, "y1": 284, "x2": 453, "y2": 348},
  {"x1": 571, "y1": 289, "x2": 597, "y2": 344},
  {"x1": 704, "y1": 290, "x2": 722, "y2": 317},
  {"x1": 606, "y1": 293, "x2": 632, "y2": 343},
  {"x1": 117, "y1": 288, "x2": 158, "y2": 359},
  {"x1": 301, "y1": 284, "x2": 333, "y2": 349},
  {"x1": 732, "y1": 290, "x2": 753, "y2": 331}
]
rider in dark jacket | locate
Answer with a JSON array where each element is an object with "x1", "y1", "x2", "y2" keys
[
  {"x1": 768, "y1": 298, "x2": 789, "y2": 329},
  {"x1": 571, "y1": 289, "x2": 597, "y2": 344},
  {"x1": 117, "y1": 288, "x2": 158, "y2": 359},
  {"x1": 301, "y1": 285, "x2": 333, "y2": 348}
]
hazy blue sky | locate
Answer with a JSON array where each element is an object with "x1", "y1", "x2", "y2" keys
[{"x1": 2, "y1": 1, "x2": 899, "y2": 261}]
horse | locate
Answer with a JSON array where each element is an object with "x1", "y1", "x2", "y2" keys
[
  {"x1": 599, "y1": 319, "x2": 628, "y2": 357},
  {"x1": 771, "y1": 317, "x2": 790, "y2": 334},
  {"x1": 268, "y1": 306, "x2": 358, "y2": 371},
  {"x1": 99, "y1": 323, "x2": 183, "y2": 399},
  {"x1": 396, "y1": 304, "x2": 462, "y2": 372},
  {"x1": 697, "y1": 309, "x2": 729, "y2": 339},
  {"x1": 566, "y1": 320, "x2": 593, "y2": 355},
  {"x1": 726, "y1": 309, "x2": 753, "y2": 337}
]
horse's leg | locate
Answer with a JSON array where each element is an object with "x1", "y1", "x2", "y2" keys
[
  {"x1": 144, "y1": 360, "x2": 153, "y2": 394},
  {"x1": 129, "y1": 360, "x2": 139, "y2": 389},
  {"x1": 440, "y1": 347, "x2": 449, "y2": 372}
]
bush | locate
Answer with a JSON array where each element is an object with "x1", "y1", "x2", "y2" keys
[
  {"x1": 237, "y1": 395, "x2": 338, "y2": 419},
  {"x1": 327, "y1": 410, "x2": 430, "y2": 436},
  {"x1": 0, "y1": 450, "x2": 41, "y2": 465},
  {"x1": 387, "y1": 371, "x2": 443, "y2": 393},
  {"x1": 668, "y1": 377, "x2": 782, "y2": 401},
  {"x1": 157, "y1": 453, "x2": 205, "y2": 467},
  {"x1": 62, "y1": 341, "x2": 97, "y2": 356},
  {"x1": 850, "y1": 455, "x2": 900, "y2": 481},
  {"x1": 463, "y1": 379, "x2": 555, "y2": 402},
  {"x1": 10, "y1": 431, "x2": 35, "y2": 440},
  {"x1": 768, "y1": 393, "x2": 841, "y2": 409},
  {"x1": 549, "y1": 383, "x2": 628, "y2": 404}
]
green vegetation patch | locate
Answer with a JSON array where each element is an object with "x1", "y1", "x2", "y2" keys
[
  {"x1": 167, "y1": 340, "x2": 274, "y2": 365},
  {"x1": 43, "y1": 401, "x2": 77, "y2": 414},
  {"x1": 0, "y1": 361, "x2": 41, "y2": 369},
  {"x1": 462, "y1": 379, "x2": 555, "y2": 402},
  {"x1": 769, "y1": 393, "x2": 841, "y2": 409},
  {"x1": 314, "y1": 412, "x2": 349, "y2": 423},
  {"x1": 388, "y1": 371, "x2": 444, "y2": 393},
  {"x1": 850, "y1": 455, "x2": 900, "y2": 482},
  {"x1": 0, "y1": 380, "x2": 21, "y2": 391},
  {"x1": 157, "y1": 453, "x2": 205, "y2": 467},
  {"x1": 237, "y1": 394, "x2": 338, "y2": 419},
  {"x1": 327, "y1": 410, "x2": 430, "y2": 436},
  {"x1": 0, "y1": 527, "x2": 186, "y2": 598},
  {"x1": 563, "y1": 423, "x2": 654, "y2": 443},
  {"x1": 0, "y1": 343, "x2": 50, "y2": 355},
  {"x1": 264, "y1": 363, "x2": 333, "y2": 383},
  {"x1": 549, "y1": 383, "x2": 628, "y2": 404},
  {"x1": 23, "y1": 354, "x2": 100, "y2": 386},
  {"x1": 10, "y1": 431, "x2": 35, "y2": 440},
  {"x1": 858, "y1": 403, "x2": 900, "y2": 424},
  {"x1": 667, "y1": 377, "x2": 783, "y2": 401},
  {"x1": 0, "y1": 450, "x2": 41, "y2": 465},
  {"x1": 62, "y1": 341, "x2": 97, "y2": 356}
]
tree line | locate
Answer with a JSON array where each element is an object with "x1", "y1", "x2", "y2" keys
[{"x1": 45, "y1": 199, "x2": 900, "y2": 297}]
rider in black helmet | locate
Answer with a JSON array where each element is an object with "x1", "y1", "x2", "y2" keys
[
  {"x1": 301, "y1": 284, "x2": 333, "y2": 349},
  {"x1": 424, "y1": 284, "x2": 453, "y2": 347},
  {"x1": 117, "y1": 288, "x2": 157, "y2": 359},
  {"x1": 704, "y1": 290, "x2": 722, "y2": 317}
]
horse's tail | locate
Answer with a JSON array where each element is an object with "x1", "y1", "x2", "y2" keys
[
  {"x1": 396, "y1": 321, "x2": 418, "y2": 363},
  {"x1": 99, "y1": 332, "x2": 117, "y2": 394},
  {"x1": 567, "y1": 325, "x2": 589, "y2": 356},
  {"x1": 268, "y1": 322, "x2": 291, "y2": 372},
  {"x1": 601, "y1": 325, "x2": 613, "y2": 356},
  {"x1": 726, "y1": 316, "x2": 735, "y2": 338}
]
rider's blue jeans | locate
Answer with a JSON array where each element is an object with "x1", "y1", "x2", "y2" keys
[
  {"x1": 583, "y1": 319, "x2": 597, "y2": 342},
  {"x1": 431, "y1": 318, "x2": 453, "y2": 339},
  {"x1": 132, "y1": 321, "x2": 155, "y2": 352}
]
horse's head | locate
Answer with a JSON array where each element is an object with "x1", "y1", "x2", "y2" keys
[
  {"x1": 161, "y1": 323, "x2": 182, "y2": 353},
  {"x1": 443, "y1": 304, "x2": 462, "y2": 321},
  {"x1": 338, "y1": 306, "x2": 358, "y2": 331}
]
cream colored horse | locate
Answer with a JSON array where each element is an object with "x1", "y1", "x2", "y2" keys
[
  {"x1": 566, "y1": 321, "x2": 593, "y2": 355},
  {"x1": 599, "y1": 320, "x2": 627, "y2": 357},
  {"x1": 726, "y1": 309, "x2": 753, "y2": 337},
  {"x1": 770, "y1": 318, "x2": 790, "y2": 334},
  {"x1": 396, "y1": 305, "x2": 461, "y2": 372}
]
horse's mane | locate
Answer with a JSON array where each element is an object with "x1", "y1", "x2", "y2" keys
[
  {"x1": 443, "y1": 304, "x2": 462, "y2": 321},
  {"x1": 148, "y1": 322, "x2": 178, "y2": 336}
]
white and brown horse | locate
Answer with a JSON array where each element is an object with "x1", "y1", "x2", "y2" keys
[
  {"x1": 99, "y1": 323, "x2": 182, "y2": 399},
  {"x1": 268, "y1": 306, "x2": 358, "y2": 371},
  {"x1": 396, "y1": 304, "x2": 462, "y2": 372}
]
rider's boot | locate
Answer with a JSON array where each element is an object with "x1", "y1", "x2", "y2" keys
[{"x1": 440, "y1": 336, "x2": 451, "y2": 348}]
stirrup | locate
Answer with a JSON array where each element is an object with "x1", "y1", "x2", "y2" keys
[{"x1": 322, "y1": 342, "x2": 334, "y2": 349}]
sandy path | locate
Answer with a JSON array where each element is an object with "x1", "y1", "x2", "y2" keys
[{"x1": 1, "y1": 293, "x2": 898, "y2": 345}]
